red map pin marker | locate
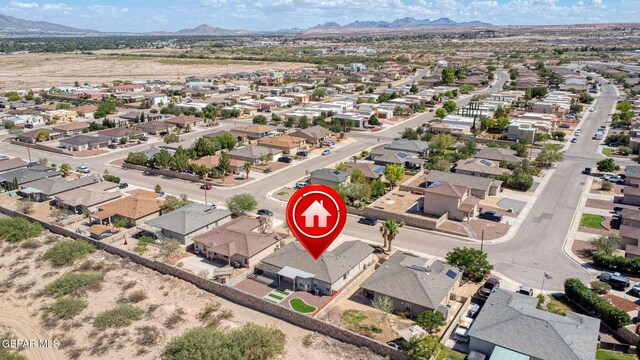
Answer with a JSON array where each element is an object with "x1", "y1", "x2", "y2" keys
[{"x1": 285, "y1": 184, "x2": 347, "y2": 260}]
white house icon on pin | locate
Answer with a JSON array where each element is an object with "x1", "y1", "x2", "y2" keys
[{"x1": 301, "y1": 200, "x2": 332, "y2": 227}]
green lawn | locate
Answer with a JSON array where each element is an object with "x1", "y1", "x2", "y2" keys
[
  {"x1": 436, "y1": 348, "x2": 466, "y2": 360},
  {"x1": 289, "y1": 298, "x2": 316, "y2": 314},
  {"x1": 580, "y1": 213, "x2": 606, "y2": 229},
  {"x1": 275, "y1": 289, "x2": 289, "y2": 295},
  {"x1": 267, "y1": 293, "x2": 284, "y2": 301},
  {"x1": 546, "y1": 294, "x2": 573, "y2": 316},
  {"x1": 603, "y1": 148, "x2": 612, "y2": 156},
  {"x1": 596, "y1": 349, "x2": 635, "y2": 360}
]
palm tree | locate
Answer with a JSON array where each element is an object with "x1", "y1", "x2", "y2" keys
[
  {"x1": 242, "y1": 162, "x2": 252, "y2": 179},
  {"x1": 59, "y1": 163, "x2": 72, "y2": 177},
  {"x1": 380, "y1": 220, "x2": 403, "y2": 252}
]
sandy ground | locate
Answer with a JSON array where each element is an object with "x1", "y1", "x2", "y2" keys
[
  {"x1": 0, "y1": 231, "x2": 381, "y2": 360},
  {"x1": 0, "y1": 52, "x2": 314, "y2": 90}
]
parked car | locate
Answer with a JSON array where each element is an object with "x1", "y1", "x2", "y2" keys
[
  {"x1": 559, "y1": 123, "x2": 570, "y2": 129},
  {"x1": 630, "y1": 282, "x2": 640, "y2": 296},
  {"x1": 614, "y1": 205, "x2": 629, "y2": 215},
  {"x1": 278, "y1": 156, "x2": 293, "y2": 163},
  {"x1": 0, "y1": 155, "x2": 9, "y2": 160},
  {"x1": 108, "y1": 144, "x2": 117, "y2": 149},
  {"x1": 24, "y1": 123, "x2": 33, "y2": 129},
  {"x1": 323, "y1": 140, "x2": 335, "y2": 146},
  {"x1": 479, "y1": 211, "x2": 503, "y2": 222},
  {"x1": 118, "y1": 182, "x2": 128, "y2": 189},
  {"x1": 429, "y1": 108, "x2": 435, "y2": 112},
  {"x1": 358, "y1": 217, "x2": 378, "y2": 226},
  {"x1": 600, "y1": 271, "x2": 630, "y2": 290},
  {"x1": 296, "y1": 151, "x2": 309, "y2": 158},
  {"x1": 582, "y1": 167, "x2": 592, "y2": 175},
  {"x1": 76, "y1": 166, "x2": 90, "y2": 174},
  {"x1": 466, "y1": 303, "x2": 481, "y2": 318},
  {"x1": 574, "y1": 129, "x2": 582, "y2": 135},
  {"x1": 321, "y1": 149, "x2": 331, "y2": 156},
  {"x1": 453, "y1": 317, "x2": 474, "y2": 343},
  {"x1": 518, "y1": 285, "x2": 534, "y2": 296},
  {"x1": 257, "y1": 209, "x2": 273, "y2": 217},
  {"x1": 590, "y1": 107, "x2": 596, "y2": 112},
  {"x1": 295, "y1": 181, "x2": 308, "y2": 189},
  {"x1": 200, "y1": 184, "x2": 213, "y2": 190},
  {"x1": 138, "y1": 135, "x2": 148, "y2": 141},
  {"x1": 159, "y1": 131, "x2": 169, "y2": 136},
  {"x1": 478, "y1": 278, "x2": 500, "y2": 298},
  {"x1": 602, "y1": 173, "x2": 624, "y2": 184},
  {"x1": 571, "y1": 138, "x2": 578, "y2": 143}
]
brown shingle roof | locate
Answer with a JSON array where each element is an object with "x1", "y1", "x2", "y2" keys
[
  {"x1": 98, "y1": 192, "x2": 163, "y2": 220},
  {"x1": 192, "y1": 217, "x2": 278, "y2": 258},
  {"x1": 424, "y1": 181, "x2": 467, "y2": 198},
  {"x1": 165, "y1": 115, "x2": 200, "y2": 125},
  {"x1": 257, "y1": 135, "x2": 306, "y2": 149},
  {"x1": 52, "y1": 122, "x2": 90, "y2": 131}
]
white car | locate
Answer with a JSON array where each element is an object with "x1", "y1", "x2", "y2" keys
[
  {"x1": 602, "y1": 173, "x2": 623, "y2": 183},
  {"x1": 76, "y1": 166, "x2": 90, "y2": 174}
]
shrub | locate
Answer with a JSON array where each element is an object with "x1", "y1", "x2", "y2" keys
[
  {"x1": 163, "y1": 323, "x2": 285, "y2": 360},
  {"x1": 134, "y1": 236, "x2": 155, "y2": 255},
  {"x1": 600, "y1": 180, "x2": 613, "y2": 191},
  {"x1": 126, "y1": 290, "x2": 148, "y2": 303},
  {"x1": 136, "y1": 326, "x2": 160, "y2": 347},
  {"x1": 45, "y1": 296, "x2": 88, "y2": 320},
  {"x1": 102, "y1": 174, "x2": 121, "y2": 183},
  {"x1": 590, "y1": 281, "x2": 611, "y2": 294},
  {"x1": 564, "y1": 278, "x2": 631, "y2": 329},
  {"x1": 592, "y1": 251, "x2": 640, "y2": 274},
  {"x1": 42, "y1": 239, "x2": 96, "y2": 267},
  {"x1": 45, "y1": 272, "x2": 104, "y2": 297},
  {"x1": 94, "y1": 304, "x2": 144, "y2": 330},
  {"x1": 0, "y1": 217, "x2": 43, "y2": 243}
]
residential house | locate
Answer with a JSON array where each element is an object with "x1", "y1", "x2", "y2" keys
[
  {"x1": 429, "y1": 123, "x2": 471, "y2": 136},
  {"x1": 474, "y1": 147, "x2": 522, "y2": 163},
  {"x1": 230, "y1": 124, "x2": 278, "y2": 140},
  {"x1": 309, "y1": 168, "x2": 350, "y2": 187},
  {"x1": 621, "y1": 208, "x2": 640, "y2": 252},
  {"x1": 345, "y1": 163, "x2": 385, "y2": 183},
  {"x1": 384, "y1": 140, "x2": 430, "y2": 158},
  {"x1": 423, "y1": 181, "x2": 479, "y2": 221},
  {"x1": 19, "y1": 175, "x2": 100, "y2": 202},
  {"x1": 74, "y1": 105, "x2": 97, "y2": 117},
  {"x1": 192, "y1": 216, "x2": 280, "y2": 267},
  {"x1": 41, "y1": 109, "x2": 77, "y2": 123},
  {"x1": 0, "y1": 165, "x2": 61, "y2": 191},
  {"x1": 59, "y1": 135, "x2": 111, "y2": 151},
  {"x1": 17, "y1": 129, "x2": 62, "y2": 144},
  {"x1": 165, "y1": 115, "x2": 202, "y2": 128},
  {"x1": 98, "y1": 127, "x2": 146, "y2": 142},
  {"x1": 257, "y1": 135, "x2": 307, "y2": 155},
  {"x1": 468, "y1": 289, "x2": 599, "y2": 360},
  {"x1": 145, "y1": 94, "x2": 169, "y2": 106},
  {"x1": 2, "y1": 114, "x2": 44, "y2": 127},
  {"x1": 228, "y1": 146, "x2": 281, "y2": 165},
  {"x1": 256, "y1": 240, "x2": 375, "y2": 296},
  {"x1": 146, "y1": 203, "x2": 232, "y2": 244},
  {"x1": 52, "y1": 122, "x2": 90, "y2": 136},
  {"x1": 53, "y1": 182, "x2": 121, "y2": 213},
  {"x1": 623, "y1": 186, "x2": 640, "y2": 206},
  {"x1": 190, "y1": 155, "x2": 243, "y2": 174},
  {"x1": 90, "y1": 190, "x2": 164, "y2": 227},
  {"x1": 0, "y1": 158, "x2": 27, "y2": 173},
  {"x1": 289, "y1": 125, "x2": 332, "y2": 146},
  {"x1": 425, "y1": 171, "x2": 502, "y2": 199},
  {"x1": 360, "y1": 251, "x2": 460, "y2": 317},
  {"x1": 119, "y1": 111, "x2": 162, "y2": 124},
  {"x1": 506, "y1": 121, "x2": 537, "y2": 143},
  {"x1": 369, "y1": 145, "x2": 425, "y2": 170},
  {"x1": 455, "y1": 158, "x2": 511, "y2": 178},
  {"x1": 625, "y1": 166, "x2": 640, "y2": 187},
  {"x1": 134, "y1": 121, "x2": 175, "y2": 135}
]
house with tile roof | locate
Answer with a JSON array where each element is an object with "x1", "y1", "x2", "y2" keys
[
  {"x1": 360, "y1": 251, "x2": 460, "y2": 317},
  {"x1": 190, "y1": 155, "x2": 243, "y2": 174},
  {"x1": 164, "y1": 115, "x2": 202, "y2": 128},
  {"x1": 257, "y1": 135, "x2": 307, "y2": 154},
  {"x1": 423, "y1": 181, "x2": 479, "y2": 221},
  {"x1": 289, "y1": 125, "x2": 333, "y2": 145},
  {"x1": 468, "y1": 289, "x2": 599, "y2": 360},
  {"x1": 134, "y1": 120, "x2": 175, "y2": 135},
  {"x1": 230, "y1": 124, "x2": 278, "y2": 140},
  {"x1": 256, "y1": 240, "x2": 375, "y2": 296},
  {"x1": 52, "y1": 122, "x2": 90, "y2": 136},
  {"x1": 425, "y1": 170, "x2": 502, "y2": 199},
  {"x1": 146, "y1": 203, "x2": 232, "y2": 244},
  {"x1": 90, "y1": 190, "x2": 164, "y2": 227},
  {"x1": 192, "y1": 216, "x2": 280, "y2": 267}
]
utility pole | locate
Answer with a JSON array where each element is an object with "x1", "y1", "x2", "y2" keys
[
  {"x1": 27, "y1": 147, "x2": 32, "y2": 163},
  {"x1": 481, "y1": 229, "x2": 485, "y2": 252},
  {"x1": 204, "y1": 187, "x2": 208, "y2": 206}
]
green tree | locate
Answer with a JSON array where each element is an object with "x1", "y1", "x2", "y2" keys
[
  {"x1": 429, "y1": 134, "x2": 456, "y2": 155},
  {"x1": 163, "y1": 133, "x2": 180, "y2": 144},
  {"x1": 441, "y1": 67, "x2": 456, "y2": 85},
  {"x1": 162, "y1": 194, "x2": 191, "y2": 214},
  {"x1": 383, "y1": 164, "x2": 404, "y2": 188},
  {"x1": 370, "y1": 179, "x2": 386, "y2": 198},
  {"x1": 401, "y1": 128, "x2": 419, "y2": 140},
  {"x1": 111, "y1": 216, "x2": 128, "y2": 229},
  {"x1": 242, "y1": 162, "x2": 252, "y2": 179},
  {"x1": 253, "y1": 115, "x2": 268, "y2": 125},
  {"x1": 459, "y1": 139, "x2": 478, "y2": 156},
  {"x1": 416, "y1": 311, "x2": 446, "y2": 333},
  {"x1": 432, "y1": 158, "x2": 451, "y2": 172},
  {"x1": 442, "y1": 100, "x2": 457, "y2": 113},
  {"x1": 368, "y1": 114, "x2": 380, "y2": 126},
  {"x1": 159, "y1": 239, "x2": 182, "y2": 262},
  {"x1": 371, "y1": 295, "x2": 394, "y2": 327},
  {"x1": 36, "y1": 130, "x2": 50, "y2": 141},
  {"x1": 154, "y1": 184, "x2": 162, "y2": 193},
  {"x1": 617, "y1": 101, "x2": 632, "y2": 112},
  {"x1": 59, "y1": 163, "x2": 72, "y2": 177},
  {"x1": 226, "y1": 193, "x2": 258, "y2": 216},
  {"x1": 435, "y1": 107, "x2": 448, "y2": 118},
  {"x1": 379, "y1": 219, "x2": 403, "y2": 252},
  {"x1": 151, "y1": 149, "x2": 173, "y2": 169},
  {"x1": 403, "y1": 335, "x2": 441, "y2": 360},
  {"x1": 350, "y1": 167, "x2": 366, "y2": 184},
  {"x1": 590, "y1": 233, "x2": 621, "y2": 255},
  {"x1": 94, "y1": 102, "x2": 117, "y2": 118},
  {"x1": 597, "y1": 158, "x2": 618, "y2": 172},
  {"x1": 446, "y1": 247, "x2": 493, "y2": 281},
  {"x1": 192, "y1": 137, "x2": 217, "y2": 157},
  {"x1": 511, "y1": 141, "x2": 529, "y2": 158},
  {"x1": 218, "y1": 153, "x2": 231, "y2": 176},
  {"x1": 312, "y1": 88, "x2": 328, "y2": 100},
  {"x1": 535, "y1": 144, "x2": 564, "y2": 168}
]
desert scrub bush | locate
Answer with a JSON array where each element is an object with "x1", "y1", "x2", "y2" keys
[
  {"x1": 197, "y1": 301, "x2": 221, "y2": 321},
  {"x1": 44, "y1": 296, "x2": 88, "y2": 320},
  {"x1": 134, "y1": 236, "x2": 154, "y2": 255},
  {"x1": 0, "y1": 217, "x2": 43, "y2": 243},
  {"x1": 94, "y1": 304, "x2": 144, "y2": 330},
  {"x1": 136, "y1": 325, "x2": 161, "y2": 346},
  {"x1": 122, "y1": 280, "x2": 137, "y2": 291},
  {"x1": 45, "y1": 272, "x2": 104, "y2": 297},
  {"x1": 19, "y1": 238, "x2": 41, "y2": 249},
  {"x1": 125, "y1": 290, "x2": 147, "y2": 303},
  {"x1": 302, "y1": 333, "x2": 314, "y2": 347},
  {"x1": 164, "y1": 308, "x2": 186, "y2": 330},
  {"x1": 163, "y1": 323, "x2": 286, "y2": 360},
  {"x1": 42, "y1": 239, "x2": 96, "y2": 267}
]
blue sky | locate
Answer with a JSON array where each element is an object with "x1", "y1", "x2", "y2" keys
[{"x1": 1, "y1": 0, "x2": 638, "y2": 32}]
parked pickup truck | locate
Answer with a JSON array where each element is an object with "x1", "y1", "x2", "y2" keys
[
  {"x1": 600, "y1": 271, "x2": 630, "y2": 290},
  {"x1": 453, "y1": 317, "x2": 474, "y2": 343}
]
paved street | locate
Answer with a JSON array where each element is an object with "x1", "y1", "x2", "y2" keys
[{"x1": 0, "y1": 69, "x2": 616, "y2": 291}]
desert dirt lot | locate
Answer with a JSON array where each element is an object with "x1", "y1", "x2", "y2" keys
[
  {"x1": 0, "y1": 230, "x2": 381, "y2": 360},
  {"x1": 0, "y1": 51, "x2": 314, "y2": 90}
]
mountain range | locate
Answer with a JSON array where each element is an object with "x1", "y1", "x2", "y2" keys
[{"x1": 0, "y1": 14, "x2": 492, "y2": 36}]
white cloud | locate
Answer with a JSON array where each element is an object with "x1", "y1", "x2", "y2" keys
[
  {"x1": 42, "y1": 3, "x2": 71, "y2": 11},
  {"x1": 591, "y1": 0, "x2": 602, "y2": 4},
  {"x1": 10, "y1": 0, "x2": 39, "y2": 9}
]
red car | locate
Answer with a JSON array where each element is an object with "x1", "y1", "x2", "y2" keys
[{"x1": 200, "y1": 184, "x2": 213, "y2": 190}]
